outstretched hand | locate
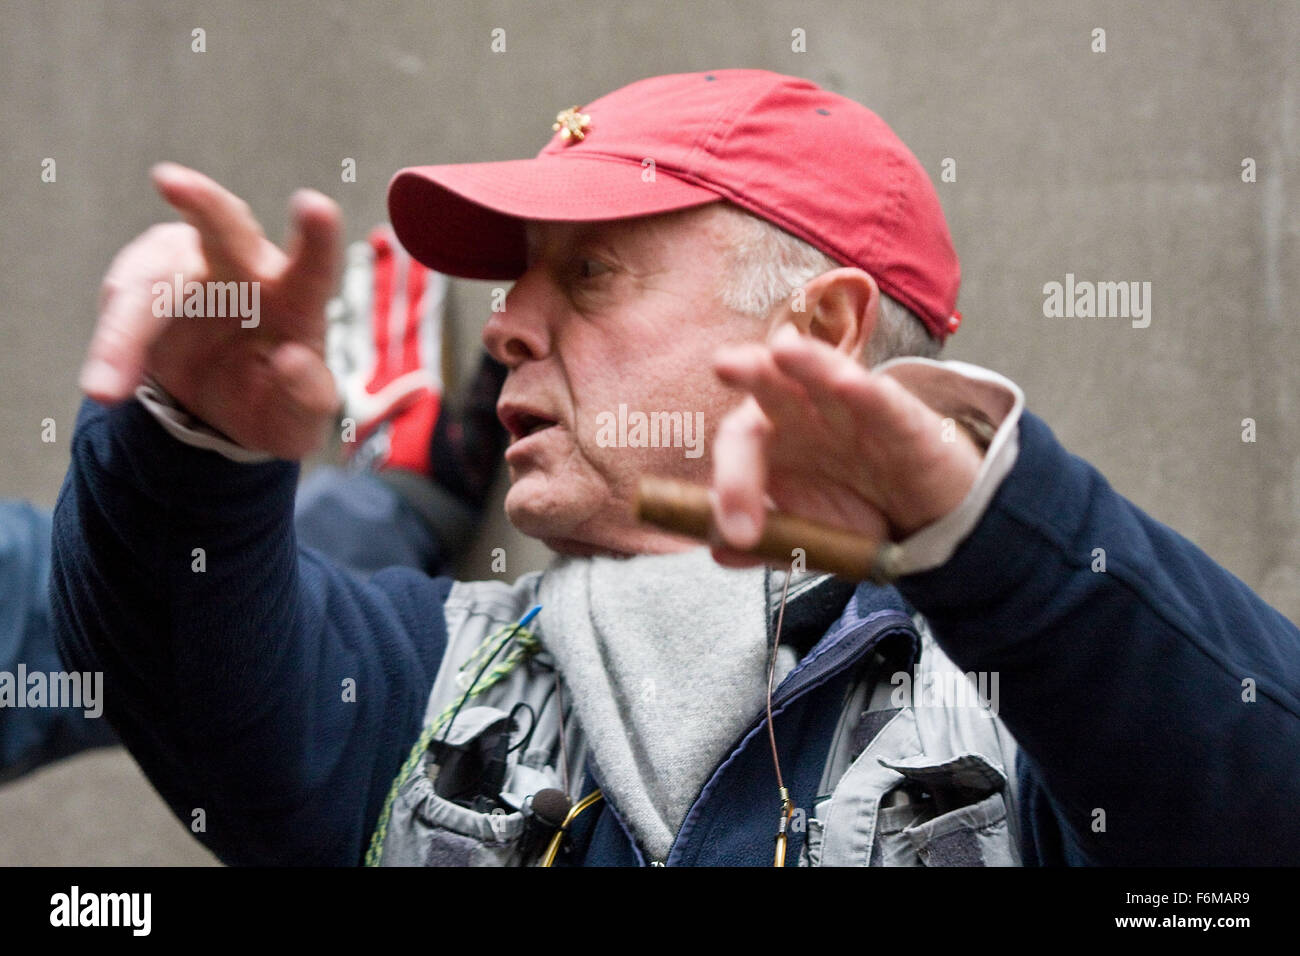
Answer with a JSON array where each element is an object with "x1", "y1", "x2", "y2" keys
[
  {"x1": 81, "y1": 163, "x2": 343, "y2": 459},
  {"x1": 708, "y1": 325, "x2": 983, "y2": 568}
]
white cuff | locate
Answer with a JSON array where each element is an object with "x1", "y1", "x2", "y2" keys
[
  {"x1": 135, "y1": 379, "x2": 275, "y2": 464},
  {"x1": 874, "y1": 358, "x2": 1026, "y2": 575}
]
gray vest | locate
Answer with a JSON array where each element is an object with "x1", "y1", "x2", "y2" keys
[{"x1": 369, "y1": 575, "x2": 1022, "y2": 867}]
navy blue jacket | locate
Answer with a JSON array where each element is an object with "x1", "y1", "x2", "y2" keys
[{"x1": 49, "y1": 397, "x2": 1300, "y2": 865}]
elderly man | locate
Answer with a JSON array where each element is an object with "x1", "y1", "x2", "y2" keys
[{"x1": 51, "y1": 69, "x2": 1300, "y2": 866}]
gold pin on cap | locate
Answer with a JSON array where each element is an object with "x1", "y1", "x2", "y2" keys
[{"x1": 552, "y1": 106, "x2": 592, "y2": 143}]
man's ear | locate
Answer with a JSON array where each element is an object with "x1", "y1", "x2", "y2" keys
[{"x1": 769, "y1": 268, "x2": 880, "y2": 355}]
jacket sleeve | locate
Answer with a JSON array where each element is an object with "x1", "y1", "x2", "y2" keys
[
  {"x1": 896, "y1": 410, "x2": 1300, "y2": 865},
  {"x1": 48, "y1": 397, "x2": 453, "y2": 865}
]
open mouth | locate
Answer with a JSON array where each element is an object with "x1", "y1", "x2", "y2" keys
[
  {"x1": 499, "y1": 405, "x2": 560, "y2": 442},
  {"x1": 519, "y1": 414, "x2": 557, "y2": 438}
]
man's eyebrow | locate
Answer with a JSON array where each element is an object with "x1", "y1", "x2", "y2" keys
[
  {"x1": 524, "y1": 223, "x2": 600, "y2": 248},
  {"x1": 526, "y1": 225, "x2": 630, "y2": 262},
  {"x1": 571, "y1": 233, "x2": 624, "y2": 257}
]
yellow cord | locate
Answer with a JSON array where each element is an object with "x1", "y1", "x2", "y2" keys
[{"x1": 539, "y1": 789, "x2": 605, "y2": 867}]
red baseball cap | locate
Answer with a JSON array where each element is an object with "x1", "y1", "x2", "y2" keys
[{"x1": 388, "y1": 69, "x2": 962, "y2": 340}]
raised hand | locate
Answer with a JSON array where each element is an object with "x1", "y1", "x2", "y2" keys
[
  {"x1": 80, "y1": 163, "x2": 343, "y2": 459},
  {"x1": 708, "y1": 324, "x2": 984, "y2": 567}
]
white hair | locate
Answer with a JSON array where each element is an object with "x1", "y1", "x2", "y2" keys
[{"x1": 713, "y1": 203, "x2": 942, "y2": 366}]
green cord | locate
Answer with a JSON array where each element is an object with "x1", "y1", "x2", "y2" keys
[{"x1": 363, "y1": 612, "x2": 542, "y2": 867}]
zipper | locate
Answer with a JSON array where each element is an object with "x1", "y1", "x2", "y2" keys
[{"x1": 661, "y1": 608, "x2": 918, "y2": 867}]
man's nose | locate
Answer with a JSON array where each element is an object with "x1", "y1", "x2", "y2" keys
[{"x1": 482, "y1": 268, "x2": 554, "y2": 368}]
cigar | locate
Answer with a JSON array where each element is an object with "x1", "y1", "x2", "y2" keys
[{"x1": 634, "y1": 475, "x2": 904, "y2": 584}]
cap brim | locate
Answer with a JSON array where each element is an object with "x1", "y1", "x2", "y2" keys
[{"x1": 387, "y1": 155, "x2": 724, "y2": 280}]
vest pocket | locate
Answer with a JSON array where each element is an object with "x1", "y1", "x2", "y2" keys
[
  {"x1": 385, "y1": 705, "x2": 540, "y2": 866},
  {"x1": 894, "y1": 791, "x2": 1013, "y2": 867},
  {"x1": 403, "y1": 775, "x2": 529, "y2": 866},
  {"x1": 868, "y1": 797, "x2": 931, "y2": 866},
  {"x1": 874, "y1": 753, "x2": 1016, "y2": 867}
]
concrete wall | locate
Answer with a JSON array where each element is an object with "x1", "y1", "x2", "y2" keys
[{"x1": 1, "y1": 0, "x2": 1295, "y2": 864}]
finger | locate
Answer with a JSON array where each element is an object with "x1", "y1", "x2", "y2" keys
[
  {"x1": 709, "y1": 400, "x2": 770, "y2": 550},
  {"x1": 767, "y1": 326, "x2": 869, "y2": 434},
  {"x1": 714, "y1": 342, "x2": 822, "y2": 436},
  {"x1": 279, "y1": 189, "x2": 342, "y2": 311},
  {"x1": 151, "y1": 162, "x2": 266, "y2": 274},
  {"x1": 769, "y1": 327, "x2": 925, "y2": 446}
]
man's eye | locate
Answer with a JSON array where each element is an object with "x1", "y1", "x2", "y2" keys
[{"x1": 577, "y1": 258, "x2": 610, "y2": 279}]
